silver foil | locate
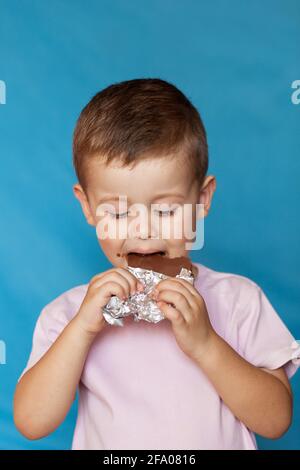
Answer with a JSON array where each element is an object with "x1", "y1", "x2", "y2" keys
[{"x1": 102, "y1": 266, "x2": 195, "y2": 326}]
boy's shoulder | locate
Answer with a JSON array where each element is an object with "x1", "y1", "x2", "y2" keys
[
  {"x1": 41, "y1": 282, "x2": 89, "y2": 323},
  {"x1": 195, "y1": 261, "x2": 261, "y2": 298},
  {"x1": 194, "y1": 262, "x2": 266, "y2": 324}
]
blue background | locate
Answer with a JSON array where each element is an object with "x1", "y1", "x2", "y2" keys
[{"x1": 0, "y1": 0, "x2": 299, "y2": 450}]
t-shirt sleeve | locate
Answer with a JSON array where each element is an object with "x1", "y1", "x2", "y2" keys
[
  {"x1": 232, "y1": 281, "x2": 300, "y2": 380},
  {"x1": 17, "y1": 303, "x2": 69, "y2": 382}
]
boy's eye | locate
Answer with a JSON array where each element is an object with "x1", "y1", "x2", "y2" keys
[
  {"x1": 154, "y1": 208, "x2": 178, "y2": 217},
  {"x1": 109, "y1": 211, "x2": 129, "y2": 219},
  {"x1": 108, "y1": 207, "x2": 178, "y2": 219}
]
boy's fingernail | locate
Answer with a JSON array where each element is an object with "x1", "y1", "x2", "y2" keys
[{"x1": 151, "y1": 289, "x2": 158, "y2": 299}]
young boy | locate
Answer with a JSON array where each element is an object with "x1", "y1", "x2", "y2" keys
[{"x1": 14, "y1": 78, "x2": 300, "y2": 450}]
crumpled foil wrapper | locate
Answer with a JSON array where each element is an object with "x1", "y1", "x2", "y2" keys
[{"x1": 102, "y1": 266, "x2": 195, "y2": 326}]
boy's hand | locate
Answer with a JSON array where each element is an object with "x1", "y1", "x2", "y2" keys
[
  {"x1": 75, "y1": 268, "x2": 144, "y2": 335},
  {"x1": 150, "y1": 278, "x2": 215, "y2": 362}
]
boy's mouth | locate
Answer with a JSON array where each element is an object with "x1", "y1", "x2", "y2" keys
[
  {"x1": 116, "y1": 250, "x2": 167, "y2": 260},
  {"x1": 127, "y1": 251, "x2": 166, "y2": 257}
]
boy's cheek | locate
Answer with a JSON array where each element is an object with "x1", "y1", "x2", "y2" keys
[{"x1": 97, "y1": 238, "x2": 121, "y2": 260}]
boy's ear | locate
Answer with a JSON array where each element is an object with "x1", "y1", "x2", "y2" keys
[
  {"x1": 197, "y1": 175, "x2": 216, "y2": 218},
  {"x1": 73, "y1": 183, "x2": 95, "y2": 226}
]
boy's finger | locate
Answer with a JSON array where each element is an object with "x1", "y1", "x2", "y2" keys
[
  {"x1": 156, "y1": 290, "x2": 190, "y2": 321},
  {"x1": 153, "y1": 282, "x2": 196, "y2": 311},
  {"x1": 113, "y1": 268, "x2": 144, "y2": 295},
  {"x1": 92, "y1": 272, "x2": 131, "y2": 297},
  {"x1": 92, "y1": 268, "x2": 143, "y2": 296},
  {"x1": 158, "y1": 277, "x2": 199, "y2": 299},
  {"x1": 92, "y1": 281, "x2": 127, "y2": 307},
  {"x1": 157, "y1": 301, "x2": 185, "y2": 325}
]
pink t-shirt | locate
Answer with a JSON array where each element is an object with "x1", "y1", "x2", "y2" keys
[{"x1": 18, "y1": 262, "x2": 300, "y2": 450}]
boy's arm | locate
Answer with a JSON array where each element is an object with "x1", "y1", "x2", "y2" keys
[
  {"x1": 195, "y1": 332, "x2": 293, "y2": 439},
  {"x1": 14, "y1": 267, "x2": 143, "y2": 440},
  {"x1": 152, "y1": 277, "x2": 295, "y2": 440},
  {"x1": 14, "y1": 315, "x2": 98, "y2": 440}
]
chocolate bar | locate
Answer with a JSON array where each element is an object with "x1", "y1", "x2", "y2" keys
[
  {"x1": 102, "y1": 253, "x2": 195, "y2": 326},
  {"x1": 127, "y1": 252, "x2": 193, "y2": 277}
]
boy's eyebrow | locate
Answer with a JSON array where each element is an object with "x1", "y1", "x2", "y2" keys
[
  {"x1": 97, "y1": 195, "x2": 123, "y2": 204},
  {"x1": 152, "y1": 192, "x2": 184, "y2": 200},
  {"x1": 97, "y1": 193, "x2": 184, "y2": 204}
]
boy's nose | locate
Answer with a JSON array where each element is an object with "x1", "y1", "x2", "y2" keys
[{"x1": 129, "y1": 212, "x2": 159, "y2": 240}]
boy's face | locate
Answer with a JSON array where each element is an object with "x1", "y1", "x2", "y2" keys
[{"x1": 73, "y1": 154, "x2": 216, "y2": 273}]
